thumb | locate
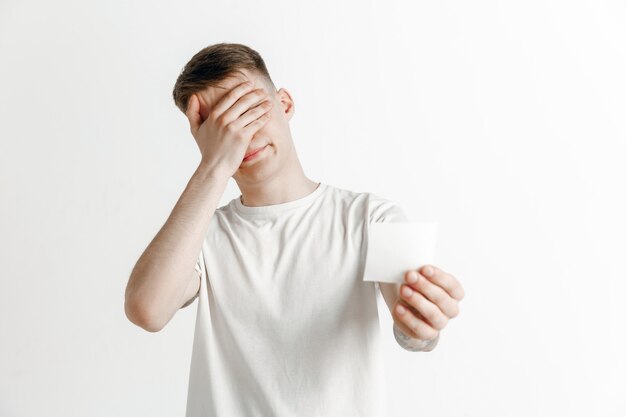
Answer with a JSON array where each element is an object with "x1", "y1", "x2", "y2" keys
[{"x1": 185, "y1": 94, "x2": 202, "y2": 134}]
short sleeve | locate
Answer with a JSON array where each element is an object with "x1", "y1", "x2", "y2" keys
[
  {"x1": 194, "y1": 256, "x2": 203, "y2": 276},
  {"x1": 368, "y1": 193, "x2": 410, "y2": 224},
  {"x1": 180, "y1": 252, "x2": 203, "y2": 309}
]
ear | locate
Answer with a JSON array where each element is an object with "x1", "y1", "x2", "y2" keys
[{"x1": 276, "y1": 88, "x2": 295, "y2": 121}]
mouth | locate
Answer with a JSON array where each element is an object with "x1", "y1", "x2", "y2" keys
[{"x1": 243, "y1": 145, "x2": 269, "y2": 160}]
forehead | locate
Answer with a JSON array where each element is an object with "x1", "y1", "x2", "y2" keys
[{"x1": 202, "y1": 68, "x2": 265, "y2": 106}]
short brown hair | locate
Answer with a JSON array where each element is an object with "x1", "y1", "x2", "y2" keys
[{"x1": 172, "y1": 42, "x2": 276, "y2": 114}]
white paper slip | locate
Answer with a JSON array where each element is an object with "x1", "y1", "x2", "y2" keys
[{"x1": 363, "y1": 221, "x2": 438, "y2": 284}]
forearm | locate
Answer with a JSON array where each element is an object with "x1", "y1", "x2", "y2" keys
[
  {"x1": 125, "y1": 162, "x2": 229, "y2": 329},
  {"x1": 393, "y1": 323, "x2": 440, "y2": 352}
]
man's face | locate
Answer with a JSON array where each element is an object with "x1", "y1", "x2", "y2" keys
[{"x1": 195, "y1": 68, "x2": 295, "y2": 184}]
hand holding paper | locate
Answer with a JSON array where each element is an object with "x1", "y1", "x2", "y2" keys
[{"x1": 363, "y1": 221, "x2": 465, "y2": 345}]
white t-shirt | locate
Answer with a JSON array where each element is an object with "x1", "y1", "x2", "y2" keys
[{"x1": 183, "y1": 182, "x2": 408, "y2": 417}]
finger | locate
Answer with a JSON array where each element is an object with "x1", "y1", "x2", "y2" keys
[
  {"x1": 404, "y1": 272, "x2": 460, "y2": 318},
  {"x1": 185, "y1": 94, "x2": 202, "y2": 134},
  {"x1": 418, "y1": 265, "x2": 465, "y2": 301},
  {"x1": 232, "y1": 98, "x2": 273, "y2": 129},
  {"x1": 211, "y1": 81, "x2": 256, "y2": 121},
  {"x1": 241, "y1": 110, "x2": 272, "y2": 137},
  {"x1": 222, "y1": 87, "x2": 269, "y2": 126},
  {"x1": 399, "y1": 285, "x2": 449, "y2": 330},
  {"x1": 393, "y1": 300, "x2": 440, "y2": 340}
]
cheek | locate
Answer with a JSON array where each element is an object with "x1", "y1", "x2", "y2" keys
[
  {"x1": 261, "y1": 114, "x2": 278, "y2": 133},
  {"x1": 269, "y1": 100, "x2": 283, "y2": 117}
]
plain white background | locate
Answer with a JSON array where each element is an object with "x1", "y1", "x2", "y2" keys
[{"x1": 1, "y1": 0, "x2": 625, "y2": 416}]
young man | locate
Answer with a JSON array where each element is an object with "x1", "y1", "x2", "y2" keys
[{"x1": 124, "y1": 43, "x2": 464, "y2": 416}]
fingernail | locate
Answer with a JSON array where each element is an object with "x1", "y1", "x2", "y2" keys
[
  {"x1": 423, "y1": 266, "x2": 434, "y2": 277},
  {"x1": 396, "y1": 305, "x2": 406, "y2": 315},
  {"x1": 407, "y1": 271, "x2": 418, "y2": 283}
]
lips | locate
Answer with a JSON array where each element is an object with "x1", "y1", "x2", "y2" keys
[{"x1": 244, "y1": 145, "x2": 267, "y2": 159}]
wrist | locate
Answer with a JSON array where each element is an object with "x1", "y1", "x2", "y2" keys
[
  {"x1": 393, "y1": 322, "x2": 439, "y2": 352},
  {"x1": 195, "y1": 161, "x2": 231, "y2": 184}
]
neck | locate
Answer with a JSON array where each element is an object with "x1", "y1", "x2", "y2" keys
[{"x1": 238, "y1": 173, "x2": 319, "y2": 207}]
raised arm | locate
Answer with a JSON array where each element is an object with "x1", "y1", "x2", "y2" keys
[
  {"x1": 124, "y1": 79, "x2": 274, "y2": 332},
  {"x1": 124, "y1": 168, "x2": 228, "y2": 332}
]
